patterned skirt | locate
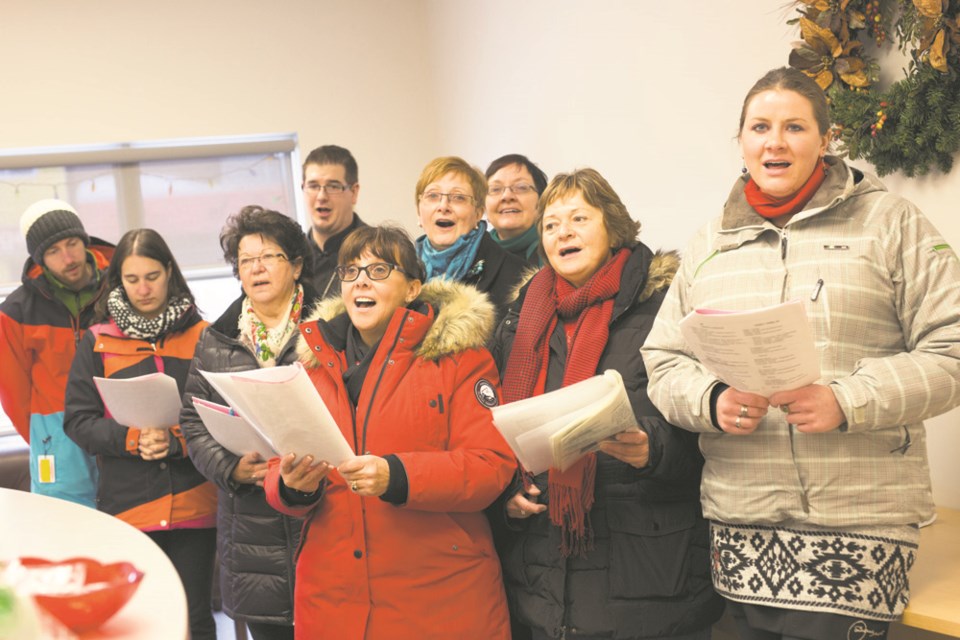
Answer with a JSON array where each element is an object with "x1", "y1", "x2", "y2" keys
[{"x1": 710, "y1": 521, "x2": 920, "y2": 621}]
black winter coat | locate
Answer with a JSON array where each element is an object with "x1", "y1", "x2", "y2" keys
[
  {"x1": 491, "y1": 243, "x2": 724, "y2": 639},
  {"x1": 463, "y1": 232, "x2": 532, "y2": 327},
  {"x1": 180, "y1": 290, "x2": 315, "y2": 625}
]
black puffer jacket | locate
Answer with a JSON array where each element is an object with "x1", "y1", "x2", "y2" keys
[
  {"x1": 462, "y1": 231, "x2": 532, "y2": 327},
  {"x1": 491, "y1": 243, "x2": 724, "y2": 639},
  {"x1": 180, "y1": 289, "x2": 316, "y2": 625}
]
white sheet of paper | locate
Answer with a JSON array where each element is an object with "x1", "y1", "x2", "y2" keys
[
  {"x1": 191, "y1": 397, "x2": 277, "y2": 460},
  {"x1": 492, "y1": 370, "x2": 636, "y2": 474},
  {"x1": 678, "y1": 299, "x2": 820, "y2": 397},
  {"x1": 199, "y1": 363, "x2": 354, "y2": 466},
  {"x1": 93, "y1": 372, "x2": 181, "y2": 429}
]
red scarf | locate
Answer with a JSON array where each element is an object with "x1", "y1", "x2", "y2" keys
[
  {"x1": 502, "y1": 248, "x2": 630, "y2": 557},
  {"x1": 744, "y1": 160, "x2": 827, "y2": 219}
]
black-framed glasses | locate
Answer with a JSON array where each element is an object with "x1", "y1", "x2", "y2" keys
[
  {"x1": 419, "y1": 191, "x2": 474, "y2": 206},
  {"x1": 487, "y1": 183, "x2": 537, "y2": 197},
  {"x1": 238, "y1": 252, "x2": 288, "y2": 271},
  {"x1": 336, "y1": 262, "x2": 411, "y2": 282},
  {"x1": 303, "y1": 181, "x2": 351, "y2": 195}
]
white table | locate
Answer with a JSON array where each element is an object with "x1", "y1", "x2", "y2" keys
[{"x1": 0, "y1": 488, "x2": 188, "y2": 639}]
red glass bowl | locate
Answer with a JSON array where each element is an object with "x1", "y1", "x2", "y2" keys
[{"x1": 17, "y1": 557, "x2": 144, "y2": 633}]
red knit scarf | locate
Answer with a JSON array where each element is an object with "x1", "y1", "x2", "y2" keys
[
  {"x1": 502, "y1": 248, "x2": 631, "y2": 557},
  {"x1": 744, "y1": 160, "x2": 827, "y2": 219}
]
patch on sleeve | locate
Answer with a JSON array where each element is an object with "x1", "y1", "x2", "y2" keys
[{"x1": 474, "y1": 378, "x2": 499, "y2": 408}]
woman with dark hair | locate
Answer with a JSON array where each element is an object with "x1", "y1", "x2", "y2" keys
[
  {"x1": 264, "y1": 224, "x2": 517, "y2": 639},
  {"x1": 180, "y1": 205, "x2": 317, "y2": 640},
  {"x1": 485, "y1": 153, "x2": 548, "y2": 264},
  {"x1": 64, "y1": 228, "x2": 218, "y2": 639},
  {"x1": 415, "y1": 156, "x2": 531, "y2": 324},
  {"x1": 642, "y1": 67, "x2": 960, "y2": 640},
  {"x1": 492, "y1": 169, "x2": 723, "y2": 640}
]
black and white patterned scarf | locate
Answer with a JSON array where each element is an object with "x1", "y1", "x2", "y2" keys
[{"x1": 107, "y1": 286, "x2": 193, "y2": 340}]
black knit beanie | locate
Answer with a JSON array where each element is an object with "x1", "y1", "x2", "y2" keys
[{"x1": 19, "y1": 199, "x2": 90, "y2": 266}]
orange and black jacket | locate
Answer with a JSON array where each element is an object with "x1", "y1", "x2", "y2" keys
[
  {"x1": 0, "y1": 240, "x2": 113, "y2": 506},
  {"x1": 63, "y1": 306, "x2": 217, "y2": 531}
]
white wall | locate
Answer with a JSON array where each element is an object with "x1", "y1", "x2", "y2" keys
[{"x1": 2, "y1": 0, "x2": 957, "y2": 507}]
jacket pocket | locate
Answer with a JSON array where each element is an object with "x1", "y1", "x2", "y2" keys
[{"x1": 605, "y1": 500, "x2": 696, "y2": 599}]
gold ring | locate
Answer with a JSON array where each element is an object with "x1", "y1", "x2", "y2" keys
[
  {"x1": 351, "y1": 482, "x2": 359, "y2": 492},
  {"x1": 735, "y1": 416, "x2": 742, "y2": 429},
  {"x1": 739, "y1": 404, "x2": 749, "y2": 418}
]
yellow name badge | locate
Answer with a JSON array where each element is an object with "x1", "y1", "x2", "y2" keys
[{"x1": 37, "y1": 455, "x2": 56, "y2": 484}]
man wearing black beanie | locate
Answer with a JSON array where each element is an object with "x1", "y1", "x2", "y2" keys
[{"x1": 0, "y1": 198, "x2": 114, "y2": 507}]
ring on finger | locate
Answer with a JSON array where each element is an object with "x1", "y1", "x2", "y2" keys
[
  {"x1": 780, "y1": 404, "x2": 791, "y2": 413},
  {"x1": 519, "y1": 508, "x2": 525, "y2": 517},
  {"x1": 735, "y1": 416, "x2": 743, "y2": 429},
  {"x1": 739, "y1": 404, "x2": 749, "y2": 418},
  {"x1": 351, "y1": 481, "x2": 359, "y2": 492}
]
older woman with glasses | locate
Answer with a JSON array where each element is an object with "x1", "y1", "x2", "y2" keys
[
  {"x1": 415, "y1": 156, "x2": 531, "y2": 324},
  {"x1": 180, "y1": 205, "x2": 320, "y2": 640},
  {"x1": 485, "y1": 153, "x2": 549, "y2": 264},
  {"x1": 264, "y1": 224, "x2": 517, "y2": 639},
  {"x1": 492, "y1": 169, "x2": 723, "y2": 640}
]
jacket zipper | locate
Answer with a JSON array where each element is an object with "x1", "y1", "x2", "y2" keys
[{"x1": 359, "y1": 310, "x2": 409, "y2": 455}]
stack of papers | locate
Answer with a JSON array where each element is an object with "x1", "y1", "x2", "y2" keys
[
  {"x1": 491, "y1": 370, "x2": 636, "y2": 474},
  {"x1": 197, "y1": 363, "x2": 354, "y2": 465},
  {"x1": 677, "y1": 299, "x2": 820, "y2": 397}
]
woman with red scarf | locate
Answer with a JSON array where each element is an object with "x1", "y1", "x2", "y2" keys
[
  {"x1": 642, "y1": 68, "x2": 960, "y2": 640},
  {"x1": 492, "y1": 169, "x2": 723, "y2": 640}
]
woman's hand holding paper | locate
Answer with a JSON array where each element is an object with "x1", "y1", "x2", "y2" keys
[
  {"x1": 232, "y1": 451, "x2": 269, "y2": 487},
  {"x1": 718, "y1": 388, "x2": 769, "y2": 435},
  {"x1": 338, "y1": 455, "x2": 389, "y2": 498},
  {"x1": 279, "y1": 453, "x2": 332, "y2": 494},
  {"x1": 768, "y1": 384, "x2": 845, "y2": 434},
  {"x1": 598, "y1": 427, "x2": 650, "y2": 468}
]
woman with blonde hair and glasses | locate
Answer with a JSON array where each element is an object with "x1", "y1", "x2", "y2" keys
[
  {"x1": 415, "y1": 155, "x2": 531, "y2": 324},
  {"x1": 180, "y1": 205, "x2": 320, "y2": 640}
]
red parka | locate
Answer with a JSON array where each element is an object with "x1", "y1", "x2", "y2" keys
[{"x1": 265, "y1": 279, "x2": 516, "y2": 639}]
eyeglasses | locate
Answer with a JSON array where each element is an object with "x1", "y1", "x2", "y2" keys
[
  {"x1": 238, "y1": 252, "x2": 288, "y2": 271},
  {"x1": 336, "y1": 262, "x2": 412, "y2": 282},
  {"x1": 419, "y1": 191, "x2": 474, "y2": 206},
  {"x1": 303, "y1": 181, "x2": 352, "y2": 195},
  {"x1": 487, "y1": 183, "x2": 537, "y2": 197}
]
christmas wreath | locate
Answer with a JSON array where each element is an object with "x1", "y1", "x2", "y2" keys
[{"x1": 787, "y1": 0, "x2": 960, "y2": 176}]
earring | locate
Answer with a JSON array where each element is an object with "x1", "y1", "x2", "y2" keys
[{"x1": 741, "y1": 165, "x2": 748, "y2": 175}]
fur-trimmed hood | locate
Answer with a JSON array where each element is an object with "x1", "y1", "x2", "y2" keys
[
  {"x1": 297, "y1": 277, "x2": 496, "y2": 366},
  {"x1": 506, "y1": 246, "x2": 680, "y2": 308}
]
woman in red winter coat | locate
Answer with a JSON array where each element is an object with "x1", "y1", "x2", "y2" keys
[{"x1": 264, "y1": 224, "x2": 516, "y2": 639}]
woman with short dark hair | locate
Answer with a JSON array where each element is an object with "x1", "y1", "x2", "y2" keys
[
  {"x1": 265, "y1": 223, "x2": 517, "y2": 639},
  {"x1": 485, "y1": 153, "x2": 549, "y2": 263},
  {"x1": 180, "y1": 205, "x2": 318, "y2": 640}
]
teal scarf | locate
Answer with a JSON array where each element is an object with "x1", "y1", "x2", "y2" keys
[
  {"x1": 416, "y1": 220, "x2": 487, "y2": 282},
  {"x1": 491, "y1": 224, "x2": 540, "y2": 264}
]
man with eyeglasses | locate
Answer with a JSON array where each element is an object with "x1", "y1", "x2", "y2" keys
[{"x1": 301, "y1": 145, "x2": 368, "y2": 299}]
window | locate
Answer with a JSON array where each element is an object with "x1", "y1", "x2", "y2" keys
[
  {"x1": 0, "y1": 134, "x2": 304, "y2": 436},
  {"x1": 0, "y1": 133, "x2": 303, "y2": 294}
]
